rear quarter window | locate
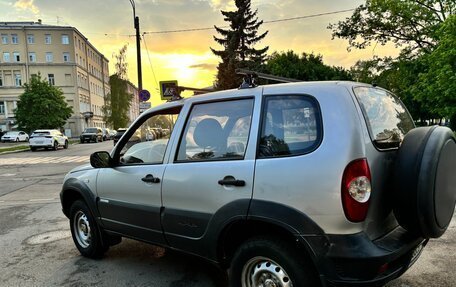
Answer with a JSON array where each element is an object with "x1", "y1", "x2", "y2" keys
[
  {"x1": 353, "y1": 87, "x2": 415, "y2": 149},
  {"x1": 258, "y1": 95, "x2": 322, "y2": 158}
]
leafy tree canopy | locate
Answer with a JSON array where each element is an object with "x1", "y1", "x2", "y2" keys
[
  {"x1": 15, "y1": 74, "x2": 73, "y2": 133},
  {"x1": 263, "y1": 51, "x2": 352, "y2": 81},
  {"x1": 329, "y1": 0, "x2": 455, "y2": 57},
  {"x1": 103, "y1": 45, "x2": 132, "y2": 129}
]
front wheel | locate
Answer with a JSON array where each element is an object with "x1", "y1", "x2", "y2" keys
[
  {"x1": 53, "y1": 141, "x2": 58, "y2": 151},
  {"x1": 229, "y1": 237, "x2": 319, "y2": 287},
  {"x1": 64, "y1": 140, "x2": 69, "y2": 149},
  {"x1": 69, "y1": 200, "x2": 107, "y2": 258}
]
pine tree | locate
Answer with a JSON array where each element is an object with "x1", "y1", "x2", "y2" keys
[{"x1": 211, "y1": 0, "x2": 269, "y2": 90}]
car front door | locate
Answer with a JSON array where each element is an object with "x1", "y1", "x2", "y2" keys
[
  {"x1": 161, "y1": 93, "x2": 260, "y2": 257},
  {"x1": 96, "y1": 106, "x2": 181, "y2": 244}
]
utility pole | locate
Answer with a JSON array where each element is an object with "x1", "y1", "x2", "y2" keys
[{"x1": 129, "y1": 0, "x2": 142, "y2": 91}]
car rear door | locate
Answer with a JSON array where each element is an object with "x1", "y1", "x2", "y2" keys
[{"x1": 161, "y1": 89, "x2": 261, "y2": 257}]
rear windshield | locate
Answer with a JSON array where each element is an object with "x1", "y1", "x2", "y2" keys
[
  {"x1": 353, "y1": 87, "x2": 415, "y2": 149},
  {"x1": 32, "y1": 131, "x2": 50, "y2": 136},
  {"x1": 84, "y1": 128, "x2": 98, "y2": 133}
]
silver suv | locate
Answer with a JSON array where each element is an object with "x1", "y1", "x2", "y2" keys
[{"x1": 60, "y1": 82, "x2": 456, "y2": 287}]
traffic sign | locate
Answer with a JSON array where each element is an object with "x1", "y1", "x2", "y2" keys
[
  {"x1": 159, "y1": 80, "x2": 178, "y2": 101},
  {"x1": 139, "y1": 102, "x2": 151, "y2": 113},
  {"x1": 139, "y1": 89, "x2": 151, "y2": 102}
]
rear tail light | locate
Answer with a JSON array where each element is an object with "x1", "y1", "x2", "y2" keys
[{"x1": 341, "y1": 158, "x2": 372, "y2": 222}]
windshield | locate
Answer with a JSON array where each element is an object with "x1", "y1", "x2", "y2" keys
[
  {"x1": 353, "y1": 87, "x2": 415, "y2": 149},
  {"x1": 84, "y1": 128, "x2": 98, "y2": 133},
  {"x1": 4, "y1": 132, "x2": 19, "y2": 136}
]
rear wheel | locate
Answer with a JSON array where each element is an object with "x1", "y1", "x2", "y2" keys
[
  {"x1": 69, "y1": 200, "x2": 107, "y2": 258},
  {"x1": 229, "y1": 237, "x2": 319, "y2": 287}
]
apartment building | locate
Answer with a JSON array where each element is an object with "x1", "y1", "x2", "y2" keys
[
  {"x1": 126, "y1": 80, "x2": 139, "y2": 125},
  {"x1": 0, "y1": 21, "x2": 110, "y2": 137}
]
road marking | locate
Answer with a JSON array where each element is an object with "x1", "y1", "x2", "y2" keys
[
  {"x1": 0, "y1": 156, "x2": 89, "y2": 165},
  {"x1": 29, "y1": 198, "x2": 56, "y2": 202}
]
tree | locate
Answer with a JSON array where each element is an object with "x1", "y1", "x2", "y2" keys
[
  {"x1": 329, "y1": 0, "x2": 454, "y2": 57},
  {"x1": 211, "y1": 0, "x2": 269, "y2": 90},
  {"x1": 331, "y1": 1, "x2": 455, "y2": 126},
  {"x1": 411, "y1": 15, "x2": 456, "y2": 121},
  {"x1": 263, "y1": 51, "x2": 352, "y2": 81},
  {"x1": 102, "y1": 45, "x2": 132, "y2": 129},
  {"x1": 15, "y1": 74, "x2": 73, "y2": 133}
]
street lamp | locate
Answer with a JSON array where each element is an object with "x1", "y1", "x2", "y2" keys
[{"x1": 128, "y1": 0, "x2": 143, "y2": 91}]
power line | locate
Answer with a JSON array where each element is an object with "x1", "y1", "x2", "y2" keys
[
  {"x1": 142, "y1": 34, "x2": 159, "y2": 88},
  {"x1": 142, "y1": 8, "x2": 355, "y2": 35}
]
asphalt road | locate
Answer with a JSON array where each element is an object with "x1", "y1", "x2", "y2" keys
[{"x1": 0, "y1": 141, "x2": 454, "y2": 286}]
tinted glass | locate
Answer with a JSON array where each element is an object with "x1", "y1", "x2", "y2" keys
[
  {"x1": 259, "y1": 95, "x2": 321, "y2": 158},
  {"x1": 353, "y1": 87, "x2": 415, "y2": 149},
  {"x1": 176, "y1": 99, "x2": 254, "y2": 162}
]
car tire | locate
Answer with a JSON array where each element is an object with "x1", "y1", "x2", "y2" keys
[
  {"x1": 64, "y1": 140, "x2": 69, "y2": 149},
  {"x1": 393, "y1": 126, "x2": 456, "y2": 238},
  {"x1": 229, "y1": 236, "x2": 319, "y2": 287},
  {"x1": 15, "y1": 138, "x2": 19, "y2": 142},
  {"x1": 30, "y1": 147, "x2": 36, "y2": 152},
  {"x1": 53, "y1": 141, "x2": 58, "y2": 151},
  {"x1": 25, "y1": 137, "x2": 29, "y2": 142},
  {"x1": 95, "y1": 137, "x2": 98, "y2": 143},
  {"x1": 69, "y1": 200, "x2": 107, "y2": 258}
]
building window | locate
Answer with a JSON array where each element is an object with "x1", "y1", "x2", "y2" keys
[
  {"x1": 63, "y1": 52, "x2": 70, "y2": 62},
  {"x1": 28, "y1": 52, "x2": 36, "y2": 62},
  {"x1": 1, "y1": 34, "x2": 8, "y2": 44},
  {"x1": 3, "y1": 52, "x2": 10, "y2": 62},
  {"x1": 45, "y1": 34, "x2": 51, "y2": 44},
  {"x1": 45, "y1": 52, "x2": 53, "y2": 62},
  {"x1": 0, "y1": 101, "x2": 5, "y2": 114},
  {"x1": 11, "y1": 34, "x2": 18, "y2": 44},
  {"x1": 14, "y1": 72, "x2": 22, "y2": 87},
  {"x1": 62, "y1": 34, "x2": 69, "y2": 44},
  {"x1": 0, "y1": 73, "x2": 2, "y2": 87},
  {"x1": 48, "y1": 74, "x2": 55, "y2": 86},
  {"x1": 13, "y1": 52, "x2": 20, "y2": 62},
  {"x1": 27, "y1": 34, "x2": 35, "y2": 44}
]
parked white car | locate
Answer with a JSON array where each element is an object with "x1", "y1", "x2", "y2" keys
[
  {"x1": 1, "y1": 131, "x2": 29, "y2": 143},
  {"x1": 29, "y1": 129, "x2": 69, "y2": 151}
]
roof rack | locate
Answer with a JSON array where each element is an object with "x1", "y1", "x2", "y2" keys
[{"x1": 236, "y1": 68, "x2": 301, "y2": 89}]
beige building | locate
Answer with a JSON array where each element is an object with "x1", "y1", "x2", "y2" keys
[
  {"x1": 0, "y1": 21, "x2": 110, "y2": 137},
  {"x1": 126, "y1": 80, "x2": 139, "y2": 125}
]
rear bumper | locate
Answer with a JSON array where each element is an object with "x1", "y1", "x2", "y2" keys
[{"x1": 301, "y1": 226, "x2": 427, "y2": 286}]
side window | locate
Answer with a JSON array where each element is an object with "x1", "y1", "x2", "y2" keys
[
  {"x1": 176, "y1": 99, "x2": 254, "y2": 162},
  {"x1": 120, "y1": 108, "x2": 180, "y2": 165},
  {"x1": 259, "y1": 95, "x2": 321, "y2": 158}
]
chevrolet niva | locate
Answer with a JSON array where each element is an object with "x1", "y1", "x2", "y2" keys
[{"x1": 60, "y1": 81, "x2": 456, "y2": 287}]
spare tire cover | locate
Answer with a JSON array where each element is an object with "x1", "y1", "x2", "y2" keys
[{"x1": 393, "y1": 126, "x2": 456, "y2": 238}]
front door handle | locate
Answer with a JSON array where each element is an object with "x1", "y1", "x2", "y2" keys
[
  {"x1": 141, "y1": 174, "x2": 160, "y2": 183},
  {"x1": 218, "y1": 176, "x2": 245, "y2": 187}
]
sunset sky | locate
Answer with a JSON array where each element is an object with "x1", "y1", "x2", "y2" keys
[{"x1": 1, "y1": 0, "x2": 399, "y2": 105}]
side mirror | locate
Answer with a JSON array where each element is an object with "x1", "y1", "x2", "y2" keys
[{"x1": 90, "y1": 151, "x2": 112, "y2": 168}]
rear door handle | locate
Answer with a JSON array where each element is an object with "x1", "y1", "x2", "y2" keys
[
  {"x1": 218, "y1": 176, "x2": 245, "y2": 187},
  {"x1": 141, "y1": 174, "x2": 160, "y2": 183}
]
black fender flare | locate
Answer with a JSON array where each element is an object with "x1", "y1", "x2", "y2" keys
[
  {"x1": 60, "y1": 178, "x2": 100, "y2": 221},
  {"x1": 207, "y1": 199, "x2": 324, "y2": 263}
]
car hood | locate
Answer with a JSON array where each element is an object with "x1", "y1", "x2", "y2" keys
[
  {"x1": 81, "y1": 133, "x2": 97, "y2": 136},
  {"x1": 69, "y1": 163, "x2": 94, "y2": 174}
]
